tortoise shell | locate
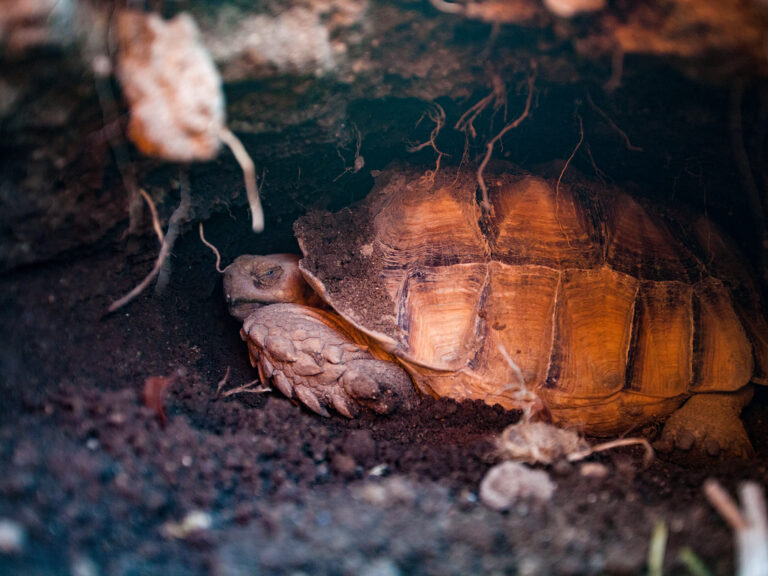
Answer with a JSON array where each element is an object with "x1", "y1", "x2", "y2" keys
[{"x1": 295, "y1": 165, "x2": 768, "y2": 434}]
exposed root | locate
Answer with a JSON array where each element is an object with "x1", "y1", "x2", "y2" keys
[
  {"x1": 220, "y1": 380, "x2": 271, "y2": 398},
  {"x1": 199, "y1": 222, "x2": 225, "y2": 274},
  {"x1": 409, "y1": 103, "x2": 448, "y2": 186},
  {"x1": 496, "y1": 420, "x2": 654, "y2": 467},
  {"x1": 215, "y1": 366, "x2": 231, "y2": 396},
  {"x1": 139, "y1": 188, "x2": 164, "y2": 244},
  {"x1": 704, "y1": 479, "x2": 768, "y2": 576},
  {"x1": 108, "y1": 170, "x2": 192, "y2": 312},
  {"x1": 409, "y1": 103, "x2": 447, "y2": 154},
  {"x1": 334, "y1": 124, "x2": 365, "y2": 181},
  {"x1": 585, "y1": 143, "x2": 609, "y2": 183},
  {"x1": 475, "y1": 72, "x2": 536, "y2": 211},
  {"x1": 555, "y1": 109, "x2": 584, "y2": 199},
  {"x1": 220, "y1": 127, "x2": 264, "y2": 233},
  {"x1": 455, "y1": 75, "x2": 506, "y2": 139},
  {"x1": 586, "y1": 92, "x2": 642, "y2": 152},
  {"x1": 156, "y1": 171, "x2": 191, "y2": 294},
  {"x1": 568, "y1": 437, "x2": 655, "y2": 468}
]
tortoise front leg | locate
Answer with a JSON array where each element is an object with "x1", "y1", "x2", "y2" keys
[
  {"x1": 240, "y1": 303, "x2": 417, "y2": 417},
  {"x1": 655, "y1": 387, "x2": 754, "y2": 459}
]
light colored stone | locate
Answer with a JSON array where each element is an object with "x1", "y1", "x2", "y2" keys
[{"x1": 479, "y1": 462, "x2": 554, "y2": 511}]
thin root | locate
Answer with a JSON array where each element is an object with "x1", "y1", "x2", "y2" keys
[
  {"x1": 568, "y1": 437, "x2": 655, "y2": 468},
  {"x1": 220, "y1": 380, "x2": 271, "y2": 398},
  {"x1": 410, "y1": 104, "x2": 447, "y2": 186},
  {"x1": 586, "y1": 92, "x2": 642, "y2": 152},
  {"x1": 215, "y1": 366, "x2": 231, "y2": 396},
  {"x1": 334, "y1": 125, "x2": 365, "y2": 181},
  {"x1": 220, "y1": 127, "x2": 264, "y2": 233},
  {"x1": 108, "y1": 169, "x2": 191, "y2": 312},
  {"x1": 139, "y1": 188, "x2": 164, "y2": 244},
  {"x1": 555, "y1": 109, "x2": 584, "y2": 199},
  {"x1": 199, "y1": 222, "x2": 225, "y2": 273},
  {"x1": 409, "y1": 103, "x2": 447, "y2": 154},
  {"x1": 476, "y1": 72, "x2": 536, "y2": 211}
]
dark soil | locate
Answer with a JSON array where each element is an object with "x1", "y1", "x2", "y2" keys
[{"x1": 1, "y1": 220, "x2": 767, "y2": 576}]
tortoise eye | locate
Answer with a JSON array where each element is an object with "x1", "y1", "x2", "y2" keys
[{"x1": 252, "y1": 265, "x2": 283, "y2": 288}]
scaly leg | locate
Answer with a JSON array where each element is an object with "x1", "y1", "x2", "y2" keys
[
  {"x1": 240, "y1": 303, "x2": 417, "y2": 417},
  {"x1": 656, "y1": 387, "x2": 754, "y2": 459}
]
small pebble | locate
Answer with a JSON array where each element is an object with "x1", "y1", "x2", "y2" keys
[
  {"x1": 360, "y1": 558, "x2": 401, "y2": 576},
  {"x1": 0, "y1": 518, "x2": 26, "y2": 554},
  {"x1": 580, "y1": 462, "x2": 609, "y2": 478},
  {"x1": 479, "y1": 462, "x2": 554, "y2": 511},
  {"x1": 162, "y1": 511, "x2": 212, "y2": 539}
]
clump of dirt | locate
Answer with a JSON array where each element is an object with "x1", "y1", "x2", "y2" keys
[{"x1": 294, "y1": 177, "x2": 400, "y2": 339}]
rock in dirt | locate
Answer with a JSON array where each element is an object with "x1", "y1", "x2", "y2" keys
[
  {"x1": 0, "y1": 518, "x2": 26, "y2": 554},
  {"x1": 479, "y1": 462, "x2": 555, "y2": 511}
]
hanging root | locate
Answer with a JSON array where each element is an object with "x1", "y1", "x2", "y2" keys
[
  {"x1": 556, "y1": 108, "x2": 584, "y2": 198},
  {"x1": 220, "y1": 128, "x2": 264, "y2": 233},
  {"x1": 455, "y1": 75, "x2": 506, "y2": 139},
  {"x1": 409, "y1": 103, "x2": 448, "y2": 185},
  {"x1": 476, "y1": 72, "x2": 536, "y2": 211},
  {"x1": 108, "y1": 169, "x2": 192, "y2": 312},
  {"x1": 704, "y1": 479, "x2": 768, "y2": 576},
  {"x1": 139, "y1": 188, "x2": 164, "y2": 244},
  {"x1": 586, "y1": 92, "x2": 642, "y2": 152},
  {"x1": 199, "y1": 222, "x2": 225, "y2": 273},
  {"x1": 408, "y1": 103, "x2": 447, "y2": 155},
  {"x1": 334, "y1": 124, "x2": 365, "y2": 181}
]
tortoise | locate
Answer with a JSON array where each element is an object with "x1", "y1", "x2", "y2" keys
[{"x1": 224, "y1": 164, "x2": 768, "y2": 457}]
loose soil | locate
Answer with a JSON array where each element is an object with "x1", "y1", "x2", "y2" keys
[{"x1": 2, "y1": 221, "x2": 768, "y2": 575}]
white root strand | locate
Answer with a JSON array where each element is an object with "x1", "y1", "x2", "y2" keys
[
  {"x1": 220, "y1": 127, "x2": 264, "y2": 233},
  {"x1": 199, "y1": 222, "x2": 225, "y2": 273}
]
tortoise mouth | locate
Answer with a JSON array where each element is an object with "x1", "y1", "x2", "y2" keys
[{"x1": 227, "y1": 299, "x2": 263, "y2": 321}]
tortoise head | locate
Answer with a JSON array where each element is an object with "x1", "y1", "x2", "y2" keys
[{"x1": 223, "y1": 254, "x2": 312, "y2": 321}]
